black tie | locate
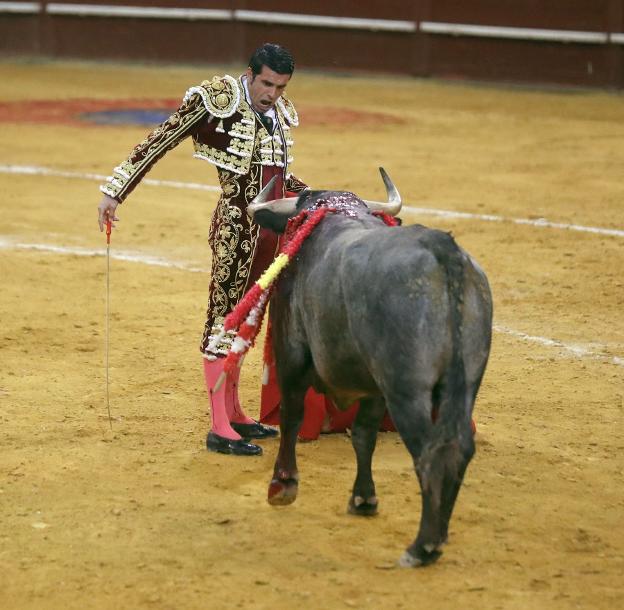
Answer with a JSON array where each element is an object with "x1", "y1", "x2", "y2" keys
[{"x1": 260, "y1": 114, "x2": 273, "y2": 133}]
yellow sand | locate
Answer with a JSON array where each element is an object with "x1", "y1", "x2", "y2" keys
[{"x1": 0, "y1": 60, "x2": 623, "y2": 610}]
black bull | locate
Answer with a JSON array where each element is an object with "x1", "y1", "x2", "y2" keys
[{"x1": 250, "y1": 181, "x2": 493, "y2": 567}]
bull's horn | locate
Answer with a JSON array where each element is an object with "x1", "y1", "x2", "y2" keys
[
  {"x1": 252, "y1": 175, "x2": 277, "y2": 204},
  {"x1": 247, "y1": 176, "x2": 299, "y2": 218},
  {"x1": 362, "y1": 167, "x2": 402, "y2": 216}
]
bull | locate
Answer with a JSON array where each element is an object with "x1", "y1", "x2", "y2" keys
[{"x1": 248, "y1": 169, "x2": 493, "y2": 567}]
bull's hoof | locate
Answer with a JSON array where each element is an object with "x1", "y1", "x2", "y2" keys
[
  {"x1": 348, "y1": 495, "x2": 378, "y2": 517},
  {"x1": 398, "y1": 544, "x2": 442, "y2": 568},
  {"x1": 267, "y1": 478, "x2": 298, "y2": 506}
]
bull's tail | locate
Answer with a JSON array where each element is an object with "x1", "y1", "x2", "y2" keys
[
  {"x1": 420, "y1": 231, "x2": 469, "y2": 438},
  {"x1": 400, "y1": 231, "x2": 480, "y2": 565},
  {"x1": 440, "y1": 235, "x2": 468, "y2": 437},
  {"x1": 404, "y1": 232, "x2": 475, "y2": 562},
  {"x1": 424, "y1": 233, "x2": 474, "y2": 502}
]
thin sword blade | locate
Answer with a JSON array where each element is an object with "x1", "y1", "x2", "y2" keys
[{"x1": 105, "y1": 221, "x2": 113, "y2": 430}]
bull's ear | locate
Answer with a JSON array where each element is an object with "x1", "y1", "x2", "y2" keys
[{"x1": 253, "y1": 209, "x2": 290, "y2": 234}]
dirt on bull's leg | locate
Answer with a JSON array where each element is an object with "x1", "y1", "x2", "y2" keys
[{"x1": 268, "y1": 471, "x2": 300, "y2": 505}]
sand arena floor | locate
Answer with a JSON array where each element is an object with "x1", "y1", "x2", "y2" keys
[{"x1": 0, "y1": 60, "x2": 623, "y2": 610}]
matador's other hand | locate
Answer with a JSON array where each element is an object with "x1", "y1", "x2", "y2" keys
[{"x1": 98, "y1": 194, "x2": 120, "y2": 232}]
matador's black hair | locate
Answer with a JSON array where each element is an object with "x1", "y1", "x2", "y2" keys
[{"x1": 248, "y1": 43, "x2": 295, "y2": 77}]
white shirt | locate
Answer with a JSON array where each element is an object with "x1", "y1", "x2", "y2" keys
[{"x1": 242, "y1": 75, "x2": 277, "y2": 132}]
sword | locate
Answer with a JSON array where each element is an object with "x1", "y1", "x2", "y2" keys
[{"x1": 105, "y1": 219, "x2": 113, "y2": 430}]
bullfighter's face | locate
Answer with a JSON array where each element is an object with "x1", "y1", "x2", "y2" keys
[{"x1": 245, "y1": 65, "x2": 291, "y2": 114}]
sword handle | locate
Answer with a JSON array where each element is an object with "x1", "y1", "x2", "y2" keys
[{"x1": 106, "y1": 220, "x2": 112, "y2": 245}]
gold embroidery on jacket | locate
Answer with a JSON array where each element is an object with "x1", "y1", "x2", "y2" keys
[
  {"x1": 207, "y1": 169, "x2": 258, "y2": 323},
  {"x1": 100, "y1": 96, "x2": 207, "y2": 200},
  {"x1": 191, "y1": 76, "x2": 297, "y2": 176},
  {"x1": 192, "y1": 99, "x2": 256, "y2": 174},
  {"x1": 183, "y1": 74, "x2": 240, "y2": 118}
]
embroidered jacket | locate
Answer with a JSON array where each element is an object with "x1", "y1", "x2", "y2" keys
[
  {"x1": 99, "y1": 74, "x2": 306, "y2": 203},
  {"x1": 99, "y1": 74, "x2": 307, "y2": 358}
]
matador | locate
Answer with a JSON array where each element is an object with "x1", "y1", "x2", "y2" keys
[{"x1": 97, "y1": 44, "x2": 307, "y2": 456}]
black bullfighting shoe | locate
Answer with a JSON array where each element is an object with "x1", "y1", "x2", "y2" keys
[
  {"x1": 206, "y1": 432, "x2": 263, "y2": 456},
  {"x1": 230, "y1": 420, "x2": 279, "y2": 440}
]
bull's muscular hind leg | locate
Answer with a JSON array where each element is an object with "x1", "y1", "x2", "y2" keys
[
  {"x1": 400, "y1": 434, "x2": 471, "y2": 567},
  {"x1": 388, "y1": 393, "x2": 446, "y2": 567},
  {"x1": 348, "y1": 397, "x2": 386, "y2": 517},
  {"x1": 438, "y1": 420, "x2": 475, "y2": 543},
  {"x1": 267, "y1": 384, "x2": 306, "y2": 506}
]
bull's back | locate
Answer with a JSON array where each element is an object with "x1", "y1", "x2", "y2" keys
[{"x1": 296, "y1": 224, "x2": 461, "y2": 396}]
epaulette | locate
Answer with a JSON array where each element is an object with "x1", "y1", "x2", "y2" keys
[
  {"x1": 277, "y1": 94, "x2": 299, "y2": 127},
  {"x1": 182, "y1": 74, "x2": 240, "y2": 118}
]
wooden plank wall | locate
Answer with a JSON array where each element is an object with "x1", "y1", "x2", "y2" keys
[{"x1": 1, "y1": 1, "x2": 623, "y2": 88}]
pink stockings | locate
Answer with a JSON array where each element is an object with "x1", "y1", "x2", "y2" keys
[
  {"x1": 226, "y1": 364, "x2": 255, "y2": 426},
  {"x1": 202, "y1": 358, "x2": 254, "y2": 440}
]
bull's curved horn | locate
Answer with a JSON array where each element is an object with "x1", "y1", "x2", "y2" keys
[
  {"x1": 362, "y1": 167, "x2": 402, "y2": 216},
  {"x1": 247, "y1": 175, "x2": 299, "y2": 219}
]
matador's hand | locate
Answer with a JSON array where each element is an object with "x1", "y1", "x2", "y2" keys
[{"x1": 98, "y1": 194, "x2": 120, "y2": 232}]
